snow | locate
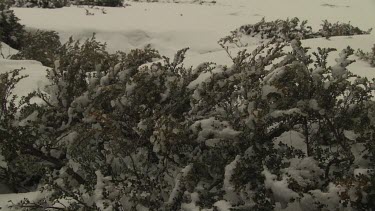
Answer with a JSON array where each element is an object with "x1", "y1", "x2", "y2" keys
[
  {"x1": 181, "y1": 192, "x2": 201, "y2": 211},
  {"x1": 0, "y1": 59, "x2": 49, "y2": 103},
  {"x1": 300, "y1": 183, "x2": 344, "y2": 211},
  {"x1": 274, "y1": 130, "x2": 307, "y2": 155},
  {"x1": 213, "y1": 200, "x2": 232, "y2": 211},
  {"x1": 188, "y1": 66, "x2": 224, "y2": 89},
  {"x1": 223, "y1": 156, "x2": 242, "y2": 204},
  {"x1": 269, "y1": 108, "x2": 307, "y2": 119},
  {"x1": 0, "y1": 42, "x2": 18, "y2": 58},
  {"x1": 353, "y1": 168, "x2": 369, "y2": 177},
  {"x1": 0, "y1": 191, "x2": 42, "y2": 211},
  {"x1": 167, "y1": 164, "x2": 193, "y2": 205},
  {"x1": 189, "y1": 117, "x2": 241, "y2": 146},
  {"x1": 263, "y1": 167, "x2": 299, "y2": 208},
  {"x1": 94, "y1": 171, "x2": 113, "y2": 211}
]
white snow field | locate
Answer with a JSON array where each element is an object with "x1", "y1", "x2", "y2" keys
[{"x1": 1, "y1": 0, "x2": 375, "y2": 210}]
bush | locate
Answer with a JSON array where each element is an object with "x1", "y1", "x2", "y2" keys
[
  {"x1": 12, "y1": 0, "x2": 123, "y2": 7},
  {"x1": 2, "y1": 34, "x2": 375, "y2": 210},
  {"x1": 73, "y1": 0, "x2": 123, "y2": 7},
  {"x1": 319, "y1": 20, "x2": 372, "y2": 38},
  {"x1": 0, "y1": 0, "x2": 14, "y2": 8},
  {"x1": 357, "y1": 44, "x2": 375, "y2": 67},
  {"x1": 0, "y1": 6, "x2": 25, "y2": 49},
  {"x1": 11, "y1": 30, "x2": 62, "y2": 67},
  {"x1": 13, "y1": 0, "x2": 70, "y2": 8},
  {"x1": 220, "y1": 17, "x2": 372, "y2": 48}
]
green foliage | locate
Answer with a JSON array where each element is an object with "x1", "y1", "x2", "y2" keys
[
  {"x1": 2, "y1": 34, "x2": 375, "y2": 210},
  {"x1": 0, "y1": 6, "x2": 25, "y2": 49},
  {"x1": 0, "y1": 68, "x2": 36, "y2": 193},
  {"x1": 11, "y1": 30, "x2": 62, "y2": 67}
]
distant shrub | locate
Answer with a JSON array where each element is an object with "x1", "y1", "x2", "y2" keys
[
  {"x1": 10, "y1": 0, "x2": 124, "y2": 8},
  {"x1": 220, "y1": 18, "x2": 372, "y2": 47},
  {"x1": 319, "y1": 20, "x2": 372, "y2": 38},
  {"x1": 356, "y1": 44, "x2": 375, "y2": 67},
  {"x1": 11, "y1": 30, "x2": 61, "y2": 67},
  {"x1": 240, "y1": 17, "x2": 315, "y2": 42},
  {"x1": 73, "y1": 0, "x2": 123, "y2": 7},
  {"x1": 13, "y1": 0, "x2": 70, "y2": 8}
]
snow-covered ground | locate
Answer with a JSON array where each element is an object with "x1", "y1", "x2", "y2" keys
[
  {"x1": 12, "y1": 0, "x2": 375, "y2": 59},
  {"x1": 9, "y1": 0, "x2": 375, "y2": 76},
  {"x1": 3, "y1": 0, "x2": 374, "y2": 97},
  {"x1": 1, "y1": 0, "x2": 375, "y2": 210},
  {"x1": 0, "y1": 54, "x2": 48, "y2": 104}
]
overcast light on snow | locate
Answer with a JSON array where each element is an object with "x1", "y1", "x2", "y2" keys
[{"x1": 1, "y1": 0, "x2": 375, "y2": 210}]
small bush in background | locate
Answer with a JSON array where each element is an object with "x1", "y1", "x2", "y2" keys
[
  {"x1": 12, "y1": 0, "x2": 124, "y2": 8},
  {"x1": 219, "y1": 17, "x2": 372, "y2": 48},
  {"x1": 319, "y1": 20, "x2": 372, "y2": 38},
  {"x1": 72, "y1": 0, "x2": 124, "y2": 7},
  {"x1": 13, "y1": 0, "x2": 70, "y2": 8}
]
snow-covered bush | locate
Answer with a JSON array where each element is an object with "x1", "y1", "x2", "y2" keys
[
  {"x1": 319, "y1": 20, "x2": 372, "y2": 39},
  {"x1": 13, "y1": 0, "x2": 70, "y2": 8},
  {"x1": 356, "y1": 44, "x2": 375, "y2": 67},
  {"x1": 2, "y1": 36, "x2": 375, "y2": 210},
  {"x1": 0, "y1": 5, "x2": 25, "y2": 49},
  {"x1": 73, "y1": 0, "x2": 123, "y2": 7},
  {"x1": 220, "y1": 18, "x2": 372, "y2": 48},
  {"x1": 220, "y1": 17, "x2": 315, "y2": 47},
  {"x1": 0, "y1": 0, "x2": 14, "y2": 8},
  {"x1": 11, "y1": 0, "x2": 123, "y2": 7},
  {"x1": 11, "y1": 30, "x2": 61, "y2": 67}
]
